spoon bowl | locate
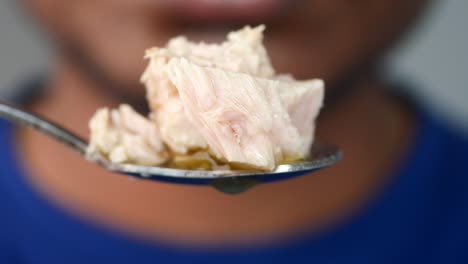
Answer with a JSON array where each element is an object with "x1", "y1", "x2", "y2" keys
[
  {"x1": 0, "y1": 101, "x2": 341, "y2": 194},
  {"x1": 90, "y1": 142, "x2": 341, "y2": 193}
]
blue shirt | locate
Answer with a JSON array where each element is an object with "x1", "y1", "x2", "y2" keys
[{"x1": 1, "y1": 106, "x2": 467, "y2": 263}]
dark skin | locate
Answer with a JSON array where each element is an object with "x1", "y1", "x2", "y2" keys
[{"x1": 17, "y1": 0, "x2": 425, "y2": 247}]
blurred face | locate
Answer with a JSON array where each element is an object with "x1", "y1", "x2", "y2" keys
[{"x1": 26, "y1": 0, "x2": 427, "y2": 99}]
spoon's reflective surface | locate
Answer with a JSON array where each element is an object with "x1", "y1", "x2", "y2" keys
[{"x1": 0, "y1": 101, "x2": 341, "y2": 194}]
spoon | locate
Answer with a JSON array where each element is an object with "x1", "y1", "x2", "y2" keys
[{"x1": 0, "y1": 101, "x2": 341, "y2": 194}]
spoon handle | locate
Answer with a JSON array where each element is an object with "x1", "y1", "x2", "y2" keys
[{"x1": 0, "y1": 100, "x2": 88, "y2": 155}]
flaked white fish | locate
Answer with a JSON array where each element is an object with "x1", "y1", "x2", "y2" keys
[{"x1": 88, "y1": 25, "x2": 324, "y2": 170}]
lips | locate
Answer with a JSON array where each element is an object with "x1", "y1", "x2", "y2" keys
[{"x1": 161, "y1": 0, "x2": 290, "y2": 23}]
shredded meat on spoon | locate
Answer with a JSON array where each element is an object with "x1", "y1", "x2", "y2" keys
[{"x1": 88, "y1": 25, "x2": 324, "y2": 171}]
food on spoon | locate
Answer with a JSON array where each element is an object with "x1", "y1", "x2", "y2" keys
[
  {"x1": 88, "y1": 104, "x2": 168, "y2": 165},
  {"x1": 141, "y1": 25, "x2": 274, "y2": 154},
  {"x1": 167, "y1": 58, "x2": 323, "y2": 170},
  {"x1": 87, "y1": 25, "x2": 324, "y2": 170}
]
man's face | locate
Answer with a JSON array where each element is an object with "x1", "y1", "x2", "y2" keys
[{"x1": 26, "y1": 0, "x2": 427, "y2": 97}]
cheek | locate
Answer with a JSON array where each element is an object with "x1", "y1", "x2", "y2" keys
[
  {"x1": 55, "y1": 1, "x2": 166, "y2": 85},
  {"x1": 25, "y1": 0, "x2": 69, "y2": 30},
  {"x1": 29, "y1": 0, "x2": 175, "y2": 96},
  {"x1": 267, "y1": 0, "x2": 423, "y2": 82},
  {"x1": 264, "y1": 4, "x2": 371, "y2": 81}
]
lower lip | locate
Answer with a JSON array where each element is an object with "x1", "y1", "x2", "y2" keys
[{"x1": 162, "y1": 0, "x2": 287, "y2": 22}]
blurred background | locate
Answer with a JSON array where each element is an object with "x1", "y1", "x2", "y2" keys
[{"x1": 0, "y1": 0, "x2": 467, "y2": 133}]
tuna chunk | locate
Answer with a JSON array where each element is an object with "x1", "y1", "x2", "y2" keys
[
  {"x1": 144, "y1": 24, "x2": 274, "y2": 78},
  {"x1": 167, "y1": 58, "x2": 321, "y2": 170},
  {"x1": 142, "y1": 45, "x2": 207, "y2": 154},
  {"x1": 140, "y1": 25, "x2": 274, "y2": 154},
  {"x1": 149, "y1": 97, "x2": 207, "y2": 154},
  {"x1": 88, "y1": 104, "x2": 168, "y2": 165},
  {"x1": 276, "y1": 79, "x2": 324, "y2": 155}
]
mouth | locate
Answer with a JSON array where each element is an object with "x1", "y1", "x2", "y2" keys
[{"x1": 160, "y1": 0, "x2": 294, "y2": 24}]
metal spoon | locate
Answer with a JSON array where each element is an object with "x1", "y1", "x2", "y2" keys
[{"x1": 0, "y1": 101, "x2": 341, "y2": 194}]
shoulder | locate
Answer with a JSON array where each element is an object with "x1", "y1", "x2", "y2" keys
[
  {"x1": 0, "y1": 119, "x2": 19, "y2": 256},
  {"x1": 429, "y1": 114, "x2": 468, "y2": 177},
  {"x1": 421, "y1": 110, "x2": 468, "y2": 196},
  {"x1": 421, "y1": 112, "x2": 468, "y2": 260},
  {"x1": 0, "y1": 119, "x2": 19, "y2": 214}
]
